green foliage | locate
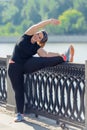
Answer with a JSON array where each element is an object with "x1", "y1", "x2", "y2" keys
[
  {"x1": 0, "y1": 0, "x2": 87, "y2": 36},
  {"x1": 59, "y1": 9, "x2": 86, "y2": 34}
]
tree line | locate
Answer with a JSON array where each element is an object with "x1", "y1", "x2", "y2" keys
[{"x1": 0, "y1": 0, "x2": 87, "y2": 36}]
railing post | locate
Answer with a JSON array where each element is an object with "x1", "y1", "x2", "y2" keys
[
  {"x1": 6, "y1": 55, "x2": 16, "y2": 112},
  {"x1": 84, "y1": 60, "x2": 87, "y2": 130}
]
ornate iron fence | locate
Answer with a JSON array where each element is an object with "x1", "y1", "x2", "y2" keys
[
  {"x1": 24, "y1": 63, "x2": 85, "y2": 129},
  {"x1": 0, "y1": 58, "x2": 7, "y2": 103}
]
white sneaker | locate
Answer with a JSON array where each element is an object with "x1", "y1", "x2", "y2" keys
[
  {"x1": 65, "y1": 45, "x2": 74, "y2": 62},
  {"x1": 14, "y1": 113, "x2": 24, "y2": 122}
]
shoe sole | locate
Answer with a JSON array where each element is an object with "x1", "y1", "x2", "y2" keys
[
  {"x1": 69, "y1": 45, "x2": 74, "y2": 62},
  {"x1": 14, "y1": 119, "x2": 25, "y2": 122}
]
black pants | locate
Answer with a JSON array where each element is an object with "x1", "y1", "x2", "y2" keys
[{"x1": 8, "y1": 56, "x2": 64, "y2": 113}]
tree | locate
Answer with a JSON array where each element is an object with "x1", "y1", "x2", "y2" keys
[
  {"x1": 58, "y1": 9, "x2": 86, "y2": 35},
  {"x1": 29, "y1": 6, "x2": 41, "y2": 24},
  {"x1": 0, "y1": 0, "x2": 87, "y2": 36}
]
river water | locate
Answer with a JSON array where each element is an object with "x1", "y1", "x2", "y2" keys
[{"x1": 0, "y1": 42, "x2": 87, "y2": 64}]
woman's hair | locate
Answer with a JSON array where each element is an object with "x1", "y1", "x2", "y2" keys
[{"x1": 40, "y1": 31, "x2": 48, "y2": 43}]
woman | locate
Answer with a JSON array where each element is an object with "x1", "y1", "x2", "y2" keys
[{"x1": 8, "y1": 18, "x2": 74, "y2": 122}]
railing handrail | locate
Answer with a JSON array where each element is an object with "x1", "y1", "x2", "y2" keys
[{"x1": 0, "y1": 57, "x2": 7, "y2": 67}]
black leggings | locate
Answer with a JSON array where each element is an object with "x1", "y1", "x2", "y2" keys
[{"x1": 8, "y1": 56, "x2": 64, "y2": 113}]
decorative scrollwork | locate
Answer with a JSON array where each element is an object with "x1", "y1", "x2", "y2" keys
[{"x1": 24, "y1": 63, "x2": 85, "y2": 128}]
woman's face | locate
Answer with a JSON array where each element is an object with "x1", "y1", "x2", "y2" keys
[{"x1": 33, "y1": 32, "x2": 44, "y2": 43}]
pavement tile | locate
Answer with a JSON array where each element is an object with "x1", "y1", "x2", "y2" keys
[{"x1": 0, "y1": 111, "x2": 62, "y2": 130}]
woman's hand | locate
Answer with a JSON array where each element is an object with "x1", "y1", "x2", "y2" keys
[{"x1": 50, "y1": 18, "x2": 61, "y2": 25}]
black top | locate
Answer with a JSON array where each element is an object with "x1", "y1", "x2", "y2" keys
[{"x1": 11, "y1": 34, "x2": 40, "y2": 64}]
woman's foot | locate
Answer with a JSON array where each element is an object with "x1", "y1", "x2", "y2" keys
[
  {"x1": 14, "y1": 113, "x2": 24, "y2": 122},
  {"x1": 62, "y1": 45, "x2": 74, "y2": 62}
]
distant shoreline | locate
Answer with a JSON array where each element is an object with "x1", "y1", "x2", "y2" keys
[{"x1": 0, "y1": 35, "x2": 87, "y2": 43}]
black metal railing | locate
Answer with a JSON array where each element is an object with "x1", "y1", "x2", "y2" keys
[
  {"x1": 0, "y1": 58, "x2": 7, "y2": 103},
  {"x1": 24, "y1": 63, "x2": 85, "y2": 129}
]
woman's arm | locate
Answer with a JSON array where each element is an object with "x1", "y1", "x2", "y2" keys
[
  {"x1": 37, "y1": 48, "x2": 61, "y2": 57},
  {"x1": 25, "y1": 18, "x2": 61, "y2": 35}
]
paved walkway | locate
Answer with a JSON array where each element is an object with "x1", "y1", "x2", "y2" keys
[
  {"x1": 0, "y1": 104, "x2": 81, "y2": 130},
  {"x1": 0, "y1": 105, "x2": 62, "y2": 130}
]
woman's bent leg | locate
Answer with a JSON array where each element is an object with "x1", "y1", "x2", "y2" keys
[
  {"x1": 8, "y1": 63, "x2": 24, "y2": 114},
  {"x1": 24, "y1": 56, "x2": 64, "y2": 73}
]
